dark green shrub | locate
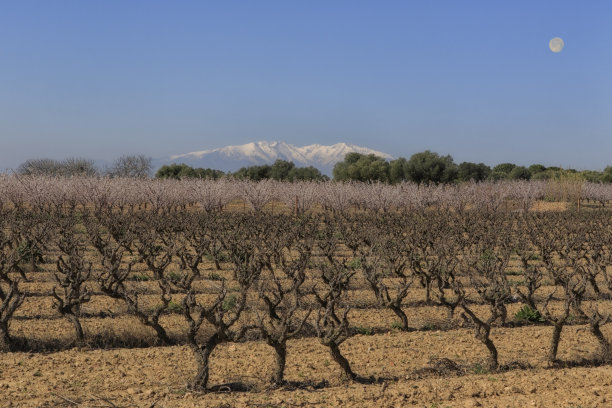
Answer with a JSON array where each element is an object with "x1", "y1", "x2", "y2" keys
[{"x1": 515, "y1": 305, "x2": 544, "y2": 322}]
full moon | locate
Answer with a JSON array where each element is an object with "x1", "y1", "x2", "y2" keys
[{"x1": 549, "y1": 37, "x2": 564, "y2": 53}]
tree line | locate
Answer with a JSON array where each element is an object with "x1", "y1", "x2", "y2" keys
[
  {"x1": 332, "y1": 151, "x2": 612, "y2": 184},
  {"x1": 16, "y1": 155, "x2": 153, "y2": 178},
  {"x1": 12, "y1": 151, "x2": 612, "y2": 184},
  {"x1": 156, "y1": 160, "x2": 328, "y2": 181},
  {"x1": 14, "y1": 156, "x2": 328, "y2": 182}
]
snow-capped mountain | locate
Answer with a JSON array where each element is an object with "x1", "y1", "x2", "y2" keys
[{"x1": 156, "y1": 141, "x2": 393, "y2": 175}]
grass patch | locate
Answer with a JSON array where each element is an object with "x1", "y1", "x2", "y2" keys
[
  {"x1": 391, "y1": 321, "x2": 403, "y2": 330},
  {"x1": 168, "y1": 301, "x2": 183, "y2": 313},
  {"x1": 129, "y1": 273, "x2": 150, "y2": 282},
  {"x1": 353, "y1": 326, "x2": 374, "y2": 336},
  {"x1": 470, "y1": 362, "x2": 490, "y2": 375},
  {"x1": 222, "y1": 294, "x2": 237, "y2": 311}
]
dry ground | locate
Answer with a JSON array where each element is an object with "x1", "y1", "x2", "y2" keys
[
  {"x1": 1, "y1": 324, "x2": 611, "y2": 407},
  {"x1": 2, "y1": 204, "x2": 612, "y2": 407}
]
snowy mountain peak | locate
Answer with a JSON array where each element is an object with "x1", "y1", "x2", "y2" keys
[{"x1": 160, "y1": 141, "x2": 392, "y2": 175}]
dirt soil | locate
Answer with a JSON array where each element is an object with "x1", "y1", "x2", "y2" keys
[{"x1": 1, "y1": 324, "x2": 610, "y2": 408}]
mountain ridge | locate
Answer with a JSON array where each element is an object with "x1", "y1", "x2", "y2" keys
[{"x1": 156, "y1": 141, "x2": 393, "y2": 175}]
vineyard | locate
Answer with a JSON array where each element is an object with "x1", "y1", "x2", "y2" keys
[{"x1": 1, "y1": 176, "x2": 612, "y2": 407}]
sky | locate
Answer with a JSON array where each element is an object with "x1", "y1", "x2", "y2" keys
[{"x1": 1, "y1": 1, "x2": 611, "y2": 171}]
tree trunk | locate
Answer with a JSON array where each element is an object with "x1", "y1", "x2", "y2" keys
[
  {"x1": 389, "y1": 304, "x2": 410, "y2": 331},
  {"x1": 525, "y1": 293, "x2": 537, "y2": 311},
  {"x1": 30, "y1": 256, "x2": 40, "y2": 273},
  {"x1": 0, "y1": 321, "x2": 11, "y2": 352},
  {"x1": 328, "y1": 342, "x2": 356, "y2": 380},
  {"x1": 589, "y1": 276, "x2": 601, "y2": 295},
  {"x1": 147, "y1": 314, "x2": 172, "y2": 345},
  {"x1": 483, "y1": 335, "x2": 498, "y2": 371},
  {"x1": 190, "y1": 334, "x2": 221, "y2": 391},
  {"x1": 498, "y1": 304, "x2": 508, "y2": 326},
  {"x1": 67, "y1": 313, "x2": 85, "y2": 346},
  {"x1": 463, "y1": 305, "x2": 499, "y2": 371},
  {"x1": 271, "y1": 342, "x2": 287, "y2": 385},
  {"x1": 475, "y1": 325, "x2": 498, "y2": 371},
  {"x1": 589, "y1": 322, "x2": 611, "y2": 359},
  {"x1": 547, "y1": 323, "x2": 564, "y2": 364},
  {"x1": 127, "y1": 299, "x2": 172, "y2": 345},
  {"x1": 148, "y1": 320, "x2": 172, "y2": 345},
  {"x1": 425, "y1": 279, "x2": 431, "y2": 304}
]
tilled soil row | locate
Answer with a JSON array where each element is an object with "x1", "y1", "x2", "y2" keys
[
  {"x1": 9, "y1": 300, "x2": 612, "y2": 353},
  {"x1": 1, "y1": 324, "x2": 610, "y2": 407}
]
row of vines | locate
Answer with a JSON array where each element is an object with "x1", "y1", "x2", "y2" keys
[
  {"x1": 2, "y1": 175, "x2": 612, "y2": 213},
  {"x1": 2, "y1": 196, "x2": 611, "y2": 391}
]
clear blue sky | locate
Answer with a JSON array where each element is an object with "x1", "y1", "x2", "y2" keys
[{"x1": 1, "y1": 1, "x2": 611, "y2": 170}]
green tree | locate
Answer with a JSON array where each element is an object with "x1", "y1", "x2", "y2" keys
[
  {"x1": 287, "y1": 166, "x2": 328, "y2": 181},
  {"x1": 580, "y1": 170, "x2": 603, "y2": 183},
  {"x1": 389, "y1": 157, "x2": 408, "y2": 183},
  {"x1": 528, "y1": 164, "x2": 547, "y2": 174},
  {"x1": 488, "y1": 171, "x2": 509, "y2": 181},
  {"x1": 603, "y1": 166, "x2": 612, "y2": 183},
  {"x1": 344, "y1": 152, "x2": 363, "y2": 165},
  {"x1": 492, "y1": 163, "x2": 516, "y2": 174},
  {"x1": 233, "y1": 165, "x2": 272, "y2": 181},
  {"x1": 235, "y1": 159, "x2": 328, "y2": 181},
  {"x1": 156, "y1": 163, "x2": 193, "y2": 179},
  {"x1": 193, "y1": 168, "x2": 225, "y2": 179},
  {"x1": 509, "y1": 166, "x2": 531, "y2": 180},
  {"x1": 269, "y1": 160, "x2": 295, "y2": 181},
  {"x1": 532, "y1": 171, "x2": 552, "y2": 180},
  {"x1": 156, "y1": 163, "x2": 224, "y2": 180},
  {"x1": 333, "y1": 153, "x2": 390, "y2": 182},
  {"x1": 457, "y1": 162, "x2": 491, "y2": 182},
  {"x1": 404, "y1": 151, "x2": 457, "y2": 184}
]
